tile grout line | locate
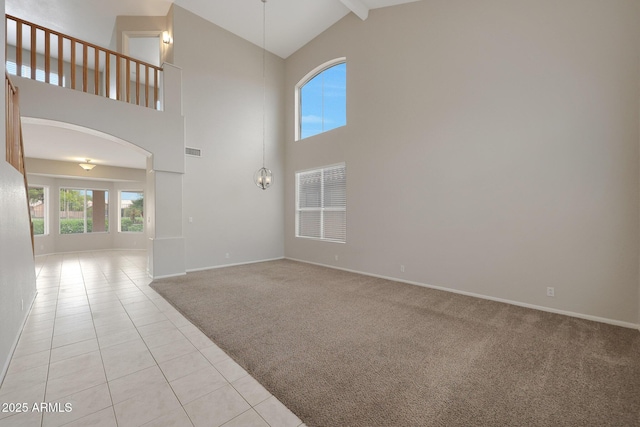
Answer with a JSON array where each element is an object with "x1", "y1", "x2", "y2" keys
[
  {"x1": 80, "y1": 251, "x2": 118, "y2": 427},
  {"x1": 107, "y1": 254, "x2": 195, "y2": 427},
  {"x1": 39, "y1": 254, "x2": 63, "y2": 427},
  {"x1": 5, "y1": 250, "x2": 302, "y2": 427},
  {"x1": 141, "y1": 274, "x2": 278, "y2": 427},
  {"x1": 123, "y1": 254, "x2": 267, "y2": 426}
]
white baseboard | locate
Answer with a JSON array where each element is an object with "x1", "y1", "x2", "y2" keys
[
  {"x1": 0, "y1": 291, "x2": 38, "y2": 387},
  {"x1": 35, "y1": 248, "x2": 147, "y2": 258},
  {"x1": 185, "y1": 256, "x2": 286, "y2": 274},
  {"x1": 285, "y1": 257, "x2": 640, "y2": 331},
  {"x1": 151, "y1": 271, "x2": 187, "y2": 280}
]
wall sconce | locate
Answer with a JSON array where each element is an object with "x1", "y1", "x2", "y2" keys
[
  {"x1": 162, "y1": 31, "x2": 172, "y2": 44},
  {"x1": 79, "y1": 159, "x2": 96, "y2": 171}
]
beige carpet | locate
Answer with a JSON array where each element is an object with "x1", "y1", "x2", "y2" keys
[{"x1": 151, "y1": 260, "x2": 640, "y2": 427}]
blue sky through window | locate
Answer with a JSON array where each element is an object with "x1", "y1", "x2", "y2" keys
[
  {"x1": 121, "y1": 191, "x2": 143, "y2": 201},
  {"x1": 300, "y1": 62, "x2": 346, "y2": 139}
]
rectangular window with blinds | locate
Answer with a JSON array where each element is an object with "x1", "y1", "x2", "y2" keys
[{"x1": 296, "y1": 163, "x2": 346, "y2": 243}]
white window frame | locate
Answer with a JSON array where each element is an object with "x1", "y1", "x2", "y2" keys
[
  {"x1": 29, "y1": 185, "x2": 49, "y2": 236},
  {"x1": 295, "y1": 163, "x2": 346, "y2": 243},
  {"x1": 59, "y1": 187, "x2": 109, "y2": 234},
  {"x1": 118, "y1": 190, "x2": 144, "y2": 233},
  {"x1": 295, "y1": 57, "x2": 346, "y2": 141}
]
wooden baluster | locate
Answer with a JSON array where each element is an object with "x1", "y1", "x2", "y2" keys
[
  {"x1": 116, "y1": 55, "x2": 121, "y2": 101},
  {"x1": 154, "y1": 68, "x2": 159, "y2": 110},
  {"x1": 58, "y1": 35, "x2": 63, "y2": 86},
  {"x1": 94, "y1": 48, "x2": 99, "y2": 95},
  {"x1": 105, "y1": 52, "x2": 111, "y2": 98},
  {"x1": 44, "y1": 29, "x2": 50, "y2": 83},
  {"x1": 6, "y1": 15, "x2": 165, "y2": 109},
  {"x1": 82, "y1": 44, "x2": 88, "y2": 92},
  {"x1": 126, "y1": 59, "x2": 131, "y2": 103},
  {"x1": 70, "y1": 40, "x2": 76, "y2": 89},
  {"x1": 6, "y1": 81, "x2": 11, "y2": 164},
  {"x1": 11, "y1": 86, "x2": 20, "y2": 169},
  {"x1": 16, "y1": 21, "x2": 22, "y2": 77},
  {"x1": 30, "y1": 25, "x2": 36, "y2": 80},
  {"x1": 145, "y1": 65, "x2": 149, "y2": 108},
  {"x1": 136, "y1": 62, "x2": 140, "y2": 105},
  {"x1": 5, "y1": 79, "x2": 10, "y2": 162}
]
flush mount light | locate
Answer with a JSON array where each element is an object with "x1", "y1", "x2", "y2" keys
[{"x1": 79, "y1": 159, "x2": 96, "y2": 171}]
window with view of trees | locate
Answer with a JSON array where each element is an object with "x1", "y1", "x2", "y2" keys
[
  {"x1": 28, "y1": 186, "x2": 47, "y2": 235},
  {"x1": 119, "y1": 191, "x2": 144, "y2": 232},
  {"x1": 59, "y1": 188, "x2": 109, "y2": 234}
]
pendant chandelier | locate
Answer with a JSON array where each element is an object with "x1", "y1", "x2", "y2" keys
[{"x1": 254, "y1": 0, "x2": 273, "y2": 190}]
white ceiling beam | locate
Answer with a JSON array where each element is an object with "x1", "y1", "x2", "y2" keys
[{"x1": 340, "y1": 0, "x2": 369, "y2": 20}]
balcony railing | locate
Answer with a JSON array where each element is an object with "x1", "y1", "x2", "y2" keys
[
  {"x1": 6, "y1": 15, "x2": 163, "y2": 110},
  {"x1": 5, "y1": 72, "x2": 23, "y2": 171},
  {"x1": 5, "y1": 72, "x2": 34, "y2": 253}
]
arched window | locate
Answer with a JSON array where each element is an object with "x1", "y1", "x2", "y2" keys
[{"x1": 296, "y1": 58, "x2": 346, "y2": 140}]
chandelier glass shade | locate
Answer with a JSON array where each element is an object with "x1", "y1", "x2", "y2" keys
[
  {"x1": 254, "y1": 167, "x2": 272, "y2": 190},
  {"x1": 79, "y1": 159, "x2": 96, "y2": 171}
]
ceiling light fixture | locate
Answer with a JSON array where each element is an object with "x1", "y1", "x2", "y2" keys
[
  {"x1": 254, "y1": 0, "x2": 272, "y2": 190},
  {"x1": 79, "y1": 159, "x2": 96, "y2": 171}
]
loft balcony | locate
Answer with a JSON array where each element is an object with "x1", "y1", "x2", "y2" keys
[{"x1": 6, "y1": 15, "x2": 166, "y2": 110}]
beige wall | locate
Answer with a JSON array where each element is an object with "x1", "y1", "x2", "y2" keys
[
  {"x1": 0, "y1": 0, "x2": 38, "y2": 383},
  {"x1": 172, "y1": 5, "x2": 285, "y2": 271},
  {"x1": 284, "y1": 0, "x2": 640, "y2": 325}
]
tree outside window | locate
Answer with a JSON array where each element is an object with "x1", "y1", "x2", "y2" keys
[
  {"x1": 120, "y1": 191, "x2": 144, "y2": 232},
  {"x1": 28, "y1": 186, "x2": 47, "y2": 235},
  {"x1": 59, "y1": 188, "x2": 109, "y2": 234}
]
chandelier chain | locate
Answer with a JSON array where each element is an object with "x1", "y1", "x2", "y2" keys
[{"x1": 262, "y1": 0, "x2": 266, "y2": 168}]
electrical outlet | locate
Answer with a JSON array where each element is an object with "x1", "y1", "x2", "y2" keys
[
  {"x1": 335, "y1": 254, "x2": 339, "y2": 261},
  {"x1": 21, "y1": 299, "x2": 23, "y2": 311},
  {"x1": 400, "y1": 265, "x2": 405, "y2": 273},
  {"x1": 225, "y1": 253, "x2": 230, "y2": 259},
  {"x1": 547, "y1": 287, "x2": 555, "y2": 297}
]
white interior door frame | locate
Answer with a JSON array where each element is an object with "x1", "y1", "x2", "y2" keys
[{"x1": 122, "y1": 30, "x2": 163, "y2": 66}]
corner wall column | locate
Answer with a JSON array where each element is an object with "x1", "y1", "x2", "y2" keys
[{"x1": 146, "y1": 156, "x2": 185, "y2": 278}]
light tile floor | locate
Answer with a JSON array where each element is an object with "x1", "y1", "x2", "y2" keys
[{"x1": 0, "y1": 250, "x2": 305, "y2": 427}]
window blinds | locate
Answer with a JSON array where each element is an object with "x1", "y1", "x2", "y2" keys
[{"x1": 296, "y1": 163, "x2": 346, "y2": 243}]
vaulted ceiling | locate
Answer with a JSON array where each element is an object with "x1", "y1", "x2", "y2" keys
[
  {"x1": 7, "y1": 0, "x2": 421, "y2": 59},
  {"x1": 8, "y1": 0, "x2": 421, "y2": 170}
]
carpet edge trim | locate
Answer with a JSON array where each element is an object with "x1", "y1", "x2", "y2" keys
[
  {"x1": 185, "y1": 256, "x2": 286, "y2": 273},
  {"x1": 285, "y1": 257, "x2": 640, "y2": 331}
]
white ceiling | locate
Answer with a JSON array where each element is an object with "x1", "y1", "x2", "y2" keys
[
  {"x1": 8, "y1": 0, "x2": 420, "y2": 170},
  {"x1": 22, "y1": 119, "x2": 149, "y2": 170},
  {"x1": 7, "y1": 0, "x2": 421, "y2": 59}
]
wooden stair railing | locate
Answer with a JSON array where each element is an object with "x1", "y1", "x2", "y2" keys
[
  {"x1": 5, "y1": 72, "x2": 34, "y2": 254},
  {"x1": 6, "y1": 14, "x2": 163, "y2": 110}
]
